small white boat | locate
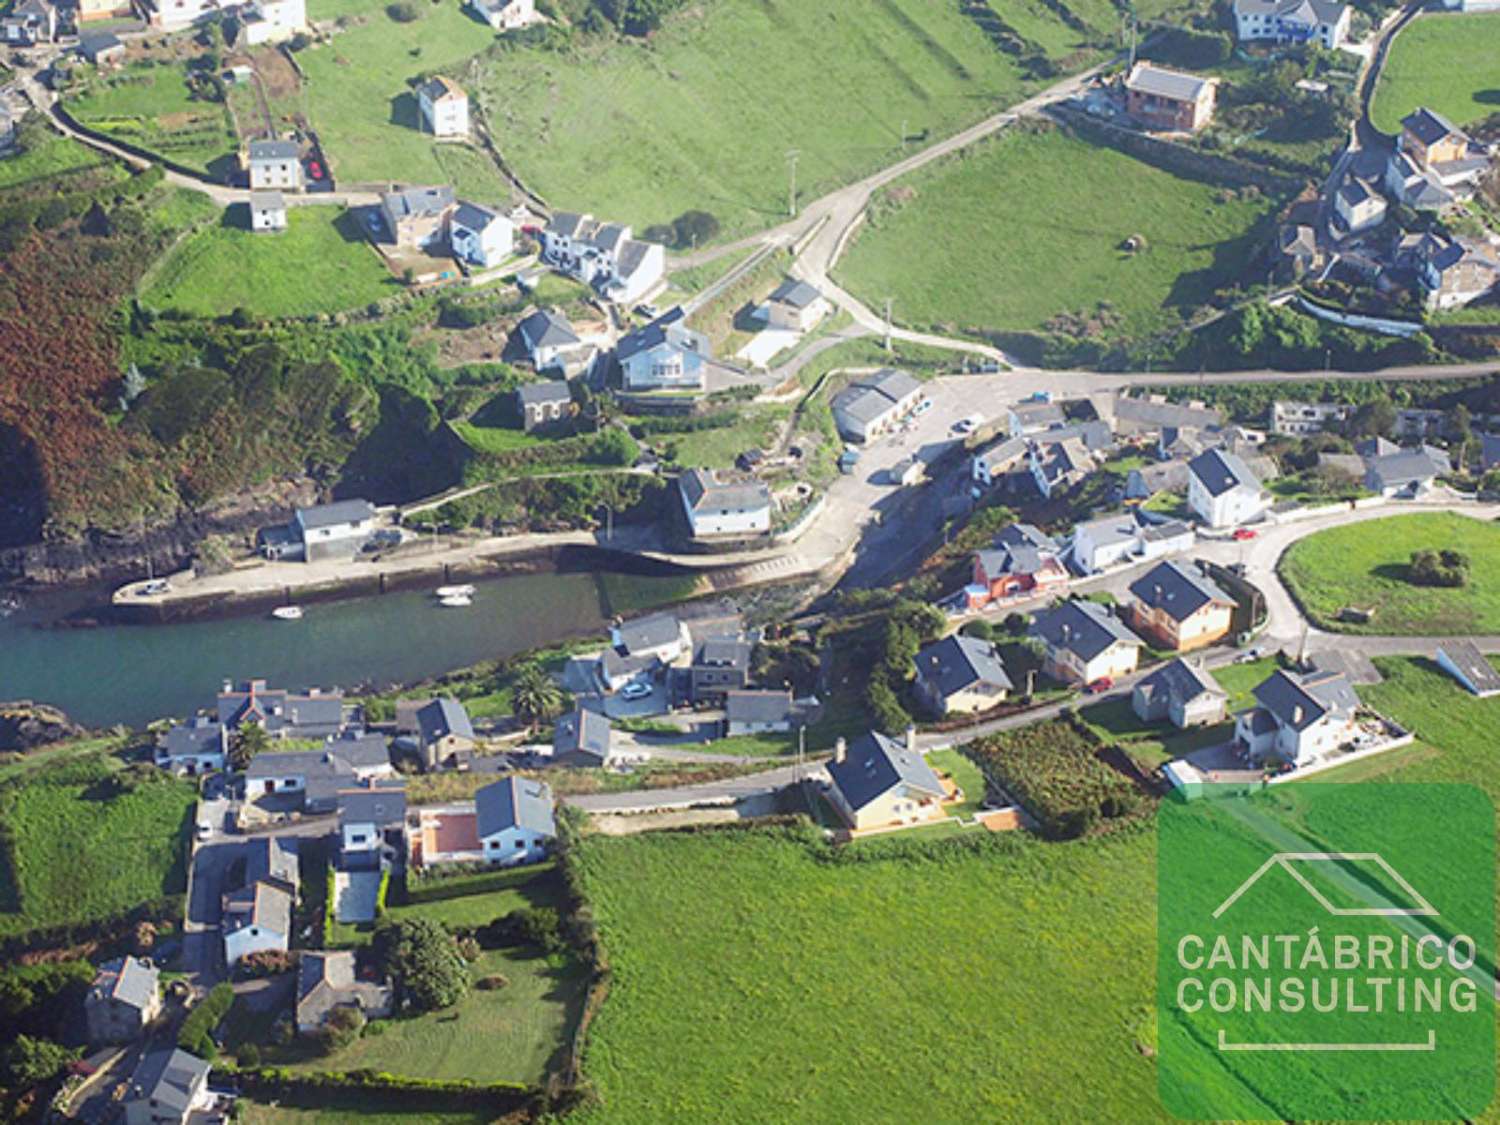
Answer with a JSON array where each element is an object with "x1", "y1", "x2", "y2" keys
[
  {"x1": 271, "y1": 606, "x2": 304, "y2": 621},
  {"x1": 438, "y1": 594, "x2": 472, "y2": 608},
  {"x1": 434, "y1": 584, "x2": 476, "y2": 598}
]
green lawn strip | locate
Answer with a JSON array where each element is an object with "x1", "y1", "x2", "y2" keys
[
  {"x1": 665, "y1": 246, "x2": 759, "y2": 296},
  {"x1": 1278, "y1": 512, "x2": 1500, "y2": 634},
  {"x1": 473, "y1": 0, "x2": 1044, "y2": 238},
  {"x1": 593, "y1": 572, "x2": 705, "y2": 617},
  {"x1": 0, "y1": 753, "x2": 195, "y2": 936},
  {"x1": 140, "y1": 206, "x2": 398, "y2": 318},
  {"x1": 1370, "y1": 12, "x2": 1500, "y2": 133},
  {"x1": 570, "y1": 825, "x2": 1168, "y2": 1123},
  {"x1": 241, "y1": 1104, "x2": 492, "y2": 1125},
  {"x1": 835, "y1": 126, "x2": 1277, "y2": 338},
  {"x1": 297, "y1": 0, "x2": 498, "y2": 187},
  {"x1": 927, "y1": 748, "x2": 987, "y2": 818},
  {"x1": 656, "y1": 404, "x2": 790, "y2": 468}
]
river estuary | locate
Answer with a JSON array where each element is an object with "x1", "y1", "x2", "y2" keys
[{"x1": 0, "y1": 571, "x2": 635, "y2": 728}]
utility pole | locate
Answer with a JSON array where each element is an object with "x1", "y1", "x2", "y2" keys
[
  {"x1": 883, "y1": 297, "x2": 893, "y2": 353},
  {"x1": 900, "y1": 119, "x2": 908, "y2": 152},
  {"x1": 1128, "y1": 14, "x2": 1138, "y2": 69},
  {"x1": 785, "y1": 149, "x2": 800, "y2": 218}
]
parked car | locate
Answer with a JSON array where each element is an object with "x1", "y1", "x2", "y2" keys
[
  {"x1": 1084, "y1": 676, "x2": 1113, "y2": 694},
  {"x1": 306, "y1": 160, "x2": 324, "y2": 181},
  {"x1": 953, "y1": 414, "x2": 983, "y2": 434},
  {"x1": 619, "y1": 681, "x2": 652, "y2": 701},
  {"x1": 736, "y1": 449, "x2": 764, "y2": 471},
  {"x1": 1023, "y1": 391, "x2": 1052, "y2": 403},
  {"x1": 1232, "y1": 528, "x2": 1257, "y2": 541},
  {"x1": 914, "y1": 398, "x2": 933, "y2": 416}
]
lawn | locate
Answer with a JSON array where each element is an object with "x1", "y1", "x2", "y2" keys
[
  {"x1": 928, "y1": 747, "x2": 988, "y2": 818},
  {"x1": 66, "y1": 61, "x2": 237, "y2": 175},
  {"x1": 139, "y1": 206, "x2": 397, "y2": 318},
  {"x1": 296, "y1": 0, "x2": 503, "y2": 189},
  {"x1": 1370, "y1": 12, "x2": 1500, "y2": 134},
  {"x1": 571, "y1": 824, "x2": 1167, "y2": 1123},
  {"x1": 241, "y1": 1105, "x2": 490, "y2": 1125},
  {"x1": 0, "y1": 753, "x2": 196, "y2": 937},
  {"x1": 835, "y1": 126, "x2": 1277, "y2": 339},
  {"x1": 1278, "y1": 512, "x2": 1500, "y2": 634},
  {"x1": 474, "y1": 0, "x2": 1059, "y2": 238},
  {"x1": 0, "y1": 127, "x2": 122, "y2": 191}
]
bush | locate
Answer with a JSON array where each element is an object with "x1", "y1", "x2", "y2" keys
[
  {"x1": 1408, "y1": 548, "x2": 1469, "y2": 587},
  {"x1": 475, "y1": 974, "x2": 510, "y2": 991},
  {"x1": 240, "y1": 949, "x2": 297, "y2": 978},
  {"x1": 482, "y1": 907, "x2": 567, "y2": 956},
  {"x1": 178, "y1": 982, "x2": 234, "y2": 1059},
  {"x1": 959, "y1": 620, "x2": 994, "y2": 641},
  {"x1": 316, "y1": 1005, "x2": 366, "y2": 1053},
  {"x1": 387, "y1": 0, "x2": 421, "y2": 18},
  {"x1": 0, "y1": 1035, "x2": 77, "y2": 1089},
  {"x1": 236, "y1": 1043, "x2": 262, "y2": 1068},
  {"x1": 373, "y1": 917, "x2": 469, "y2": 1012},
  {"x1": 671, "y1": 209, "x2": 720, "y2": 249}
]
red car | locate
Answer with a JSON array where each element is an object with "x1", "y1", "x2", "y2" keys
[
  {"x1": 1232, "y1": 528, "x2": 1257, "y2": 541},
  {"x1": 307, "y1": 160, "x2": 325, "y2": 180},
  {"x1": 1084, "y1": 676, "x2": 1113, "y2": 694}
]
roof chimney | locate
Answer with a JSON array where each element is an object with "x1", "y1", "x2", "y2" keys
[
  {"x1": 905, "y1": 725, "x2": 917, "y2": 755},
  {"x1": 834, "y1": 737, "x2": 847, "y2": 765}
]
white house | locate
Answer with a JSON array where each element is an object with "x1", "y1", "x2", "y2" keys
[
  {"x1": 241, "y1": 0, "x2": 306, "y2": 45},
  {"x1": 449, "y1": 201, "x2": 514, "y2": 269},
  {"x1": 1028, "y1": 436, "x2": 1095, "y2": 498},
  {"x1": 1187, "y1": 448, "x2": 1266, "y2": 528},
  {"x1": 1363, "y1": 444, "x2": 1449, "y2": 497},
  {"x1": 1333, "y1": 177, "x2": 1386, "y2": 235},
  {"x1": 475, "y1": 777, "x2": 555, "y2": 866},
  {"x1": 763, "y1": 278, "x2": 830, "y2": 332},
  {"x1": 830, "y1": 368, "x2": 923, "y2": 443},
  {"x1": 249, "y1": 191, "x2": 287, "y2": 233},
  {"x1": 293, "y1": 499, "x2": 377, "y2": 561},
  {"x1": 825, "y1": 729, "x2": 947, "y2": 831},
  {"x1": 677, "y1": 468, "x2": 772, "y2": 539},
  {"x1": 613, "y1": 611, "x2": 691, "y2": 664},
  {"x1": 222, "y1": 838, "x2": 297, "y2": 967},
  {"x1": 971, "y1": 436, "x2": 1028, "y2": 488},
  {"x1": 246, "y1": 139, "x2": 302, "y2": 192},
  {"x1": 1232, "y1": 0, "x2": 1349, "y2": 48},
  {"x1": 1234, "y1": 668, "x2": 1361, "y2": 767},
  {"x1": 467, "y1": 0, "x2": 536, "y2": 29},
  {"x1": 337, "y1": 784, "x2": 406, "y2": 872},
  {"x1": 121, "y1": 1049, "x2": 212, "y2": 1125},
  {"x1": 517, "y1": 381, "x2": 572, "y2": 431},
  {"x1": 724, "y1": 690, "x2": 796, "y2": 736},
  {"x1": 2, "y1": 0, "x2": 56, "y2": 44},
  {"x1": 514, "y1": 308, "x2": 580, "y2": 374},
  {"x1": 617, "y1": 308, "x2": 709, "y2": 392},
  {"x1": 1070, "y1": 510, "x2": 1192, "y2": 574},
  {"x1": 540, "y1": 212, "x2": 666, "y2": 305},
  {"x1": 416, "y1": 75, "x2": 469, "y2": 137},
  {"x1": 1132, "y1": 657, "x2": 1228, "y2": 729},
  {"x1": 155, "y1": 716, "x2": 226, "y2": 775}
]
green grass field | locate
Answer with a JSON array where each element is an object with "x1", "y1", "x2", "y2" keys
[
  {"x1": 836, "y1": 127, "x2": 1276, "y2": 337},
  {"x1": 242, "y1": 1106, "x2": 490, "y2": 1125},
  {"x1": 140, "y1": 206, "x2": 398, "y2": 317},
  {"x1": 1371, "y1": 12, "x2": 1500, "y2": 133},
  {"x1": 474, "y1": 0, "x2": 1060, "y2": 238},
  {"x1": 297, "y1": 0, "x2": 503, "y2": 189},
  {"x1": 66, "y1": 62, "x2": 237, "y2": 174},
  {"x1": 0, "y1": 754, "x2": 195, "y2": 937},
  {"x1": 0, "y1": 127, "x2": 122, "y2": 191},
  {"x1": 572, "y1": 825, "x2": 1162, "y2": 1123},
  {"x1": 1279, "y1": 512, "x2": 1500, "y2": 634}
]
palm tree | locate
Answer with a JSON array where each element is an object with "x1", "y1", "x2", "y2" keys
[
  {"x1": 510, "y1": 663, "x2": 563, "y2": 730},
  {"x1": 227, "y1": 722, "x2": 270, "y2": 771}
]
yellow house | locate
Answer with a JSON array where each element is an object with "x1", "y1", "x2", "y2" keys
[
  {"x1": 1126, "y1": 559, "x2": 1235, "y2": 652},
  {"x1": 1400, "y1": 107, "x2": 1472, "y2": 172},
  {"x1": 1031, "y1": 599, "x2": 1143, "y2": 685},
  {"x1": 913, "y1": 634, "x2": 1012, "y2": 716},
  {"x1": 825, "y1": 730, "x2": 946, "y2": 831}
]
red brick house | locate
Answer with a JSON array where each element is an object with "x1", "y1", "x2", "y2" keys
[{"x1": 967, "y1": 524, "x2": 1068, "y2": 608}]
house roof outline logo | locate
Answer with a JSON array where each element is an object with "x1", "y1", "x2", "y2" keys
[{"x1": 1212, "y1": 851, "x2": 1439, "y2": 920}]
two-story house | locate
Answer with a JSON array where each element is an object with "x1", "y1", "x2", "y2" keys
[
  {"x1": 1187, "y1": 448, "x2": 1266, "y2": 528},
  {"x1": 86, "y1": 957, "x2": 162, "y2": 1044},
  {"x1": 825, "y1": 729, "x2": 947, "y2": 831},
  {"x1": 416, "y1": 75, "x2": 469, "y2": 137},
  {"x1": 677, "y1": 468, "x2": 772, "y2": 539},
  {"x1": 967, "y1": 523, "x2": 1068, "y2": 607},
  {"x1": 1123, "y1": 63, "x2": 1218, "y2": 132},
  {"x1": 449, "y1": 201, "x2": 514, "y2": 269},
  {"x1": 1234, "y1": 668, "x2": 1361, "y2": 767},
  {"x1": 517, "y1": 381, "x2": 573, "y2": 432},
  {"x1": 1126, "y1": 559, "x2": 1235, "y2": 651},
  {"x1": 913, "y1": 634, "x2": 1012, "y2": 716},
  {"x1": 617, "y1": 308, "x2": 709, "y2": 392},
  {"x1": 476, "y1": 776, "x2": 556, "y2": 866},
  {"x1": 1030, "y1": 599, "x2": 1143, "y2": 685},
  {"x1": 247, "y1": 139, "x2": 302, "y2": 192},
  {"x1": 1232, "y1": 0, "x2": 1349, "y2": 48}
]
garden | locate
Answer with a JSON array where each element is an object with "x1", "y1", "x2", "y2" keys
[
  {"x1": 1278, "y1": 511, "x2": 1500, "y2": 634},
  {"x1": 835, "y1": 124, "x2": 1278, "y2": 353},
  {"x1": 65, "y1": 60, "x2": 238, "y2": 176},
  {"x1": 0, "y1": 748, "x2": 195, "y2": 938},
  {"x1": 139, "y1": 206, "x2": 398, "y2": 319},
  {"x1": 1370, "y1": 11, "x2": 1500, "y2": 134}
]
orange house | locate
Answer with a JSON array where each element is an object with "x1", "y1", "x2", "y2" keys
[
  {"x1": 1127, "y1": 559, "x2": 1235, "y2": 652},
  {"x1": 969, "y1": 523, "x2": 1068, "y2": 606}
]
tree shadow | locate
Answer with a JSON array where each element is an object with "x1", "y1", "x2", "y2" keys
[
  {"x1": 1475, "y1": 90, "x2": 1500, "y2": 107},
  {"x1": 1370, "y1": 562, "x2": 1414, "y2": 583},
  {"x1": 206, "y1": 152, "x2": 242, "y2": 185},
  {"x1": 221, "y1": 202, "x2": 253, "y2": 231},
  {"x1": 332, "y1": 206, "x2": 375, "y2": 246}
]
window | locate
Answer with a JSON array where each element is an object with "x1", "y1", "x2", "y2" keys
[{"x1": 515, "y1": 840, "x2": 526, "y2": 849}]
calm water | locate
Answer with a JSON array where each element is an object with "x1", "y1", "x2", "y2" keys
[{"x1": 0, "y1": 572, "x2": 613, "y2": 728}]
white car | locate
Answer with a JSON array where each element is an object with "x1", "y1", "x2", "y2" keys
[
  {"x1": 953, "y1": 414, "x2": 982, "y2": 435},
  {"x1": 619, "y1": 681, "x2": 652, "y2": 701}
]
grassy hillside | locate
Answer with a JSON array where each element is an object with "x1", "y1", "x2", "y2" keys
[
  {"x1": 475, "y1": 0, "x2": 1068, "y2": 237},
  {"x1": 1371, "y1": 12, "x2": 1500, "y2": 133},
  {"x1": 835, "y1": 125, "x2": 1275, "y2": 340},
  {"x1": 1279, "y1": 512, "x2": 1500, "y2": 634},
  {"x1": 0, "y1": 752, "x2": 195, "y2": 937}
]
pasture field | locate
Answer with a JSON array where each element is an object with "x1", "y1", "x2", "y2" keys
[
  {"x1": 241, "y1": 1106, "x2": 490, "y2": 1125},
  {"x1": 297, "y1": 0, "x2": 501, "y2": 188},
  {"x1": 66, "y1": 62, "x2": 236, "y2": 174},
  {"x1": 474, "y1": 0, "x2": 1067, "y2": 238},
  {"x1": 0, "y1": 127, "x2": 123, "y2": 191},
  {"x1": 140, "y1": 206, "x2": 397, "y2": 317},
  {"x1": 1278, "y1": 512, "x2": 1500, "y2": 634},
  {"x1": 0, "y1": 752, "x2": 195, "y2": 937},
  {"x1": 836, "y1": 126, "x2": 1275, "y2": 338},
  {"x1": 572, "y1": 825, "x2": 1168, "y2": 1123},
  {"x1": 1370, "y1": 12, "x2": 1500, "y2": 134}
]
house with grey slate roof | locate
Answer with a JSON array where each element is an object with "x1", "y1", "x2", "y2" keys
[
  {"x1": 825, "y1": 729, "x2": 947, "y2": 831},
  {"x1": 914, "y1": 634, "x2": 1012, "y2": 716},
  {"x1": 217, "y1": 678, "x2": 347, "y2": 740},
  {"x1": 1132, "y1": 657, "x2": 1227, "y2": 729},
  {"x1": 517, "y1": 380, "x2": 573, "y2": 431},
  {"x1": 831, "y1": 368, "x2": 923, "y2": 443},
  {"x1": 677, "y1": 468, "x2": 772, "y2": 539},
  {"x1": 690, "y1": 634, "x2": 754, "y2": 702},
  {"x1": 296, "y1": 950, "x2": 392, "y2": 1036},
  {"x1": 416, "y1": 697, "x2": 476, "y2": 771},
  {"x1": 723, "y1": 689, "x2": 796, "y2": 736},
  {"x1": 553, "y1": 707, "x2": 611, "y2": 767},
  {"x1": 1233, "y1": 0, "x2": 1349, "y2": 48},
  {"x1": 247, "y1": 138, "x2": 302, "y2": 191},
  {"x1": 449, "y1": 200, "x2": 514, "y2": 269},
  {"x1": 475, "y1": 776, "x2": 556, "y2": 865},
  {"x1": 1363, "y1": 444, "x2": 1449, "y2": 497},
  {"x1": 617, "y1": 307, "x2": 709, "y2": 392},
  {"x1": 614, "y1": 611, "x2": 691, "y2": 663},
  {"x1": 514, "y1": 308, "x2": 581, "y2": 374},
  {"x1": 1235, "y1": 668, "x2": 1362, "y2": 766},
  {"x1": 1187, "y1": 448, "x2": 1266, "y2": 528},
  {"x1": 338, "y1": 781, "x2": 407, "y2": 871},
  {"x1": 289, "y1": 499, "x2": 379, "y2": 562},
  {"x1": 86, "y1": 956, "x2": 162, "y2": 1044},
  {"x1": 222, "y1": 837, "x2": 298, "y2": 967},
  {"x1": 763, "y1": 278, "x2": 830, "y2": 332},
  {"x1": 155, "y1": 715, "x2": 226, "y2": 775},
  {"x1": 1126, "y1": 559, "x2": 1235, "y2": 652},
  {"x1": 1030, "y1": 599, "x2": 1143, "y2": 685},
  {"x1": 1123, "y1": 62, "x2": 1218, "y2": 132},
  {"x1": 379, "y1": 185, "x2": 456, "y2": 250},
  {"x1": 122, "y1": 1048, "x2": 211, "y2": 1125},
  {"x1": 1435, "y1": 640, "x2": 1500, "y2": 698},
  {"x1": 1105, "y1": 393, "x2": 1222, "y2": 437}
]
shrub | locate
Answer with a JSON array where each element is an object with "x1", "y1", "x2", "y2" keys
[
  {"x1": 959, "y1": 620, "x2": 994, "y2": 641},
  {"x1": 316, "y1": 1005, "x2": 366, "y2": 1053},
  {"x1": 0, "y1": 1035, "x2": 78, "y2": 1089},
  {"x1": 387, "y1": 1, "x2": 421, "y2": 19},
  {"x1": 240, "y1": 949, "x2": 297, "y2": 978},
  {"x1": 1408, "y1": 548, "x2": 1469, "y2": 588},
  {"x1": 671, "y1": 209, "x2": 720, "y2": 249},
  {"x1": 178, "y1": 982, "x2": 234, "y2": 1059},
  {"x1": 482, "y1": 907, "x2": 567, "y2": 956},
  {"x1": 373, "y1": 917, "x2": 469, "y2": 1012},
  {"x1": 475, "y1": 974, "x2": 510, "y2": 991}
]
